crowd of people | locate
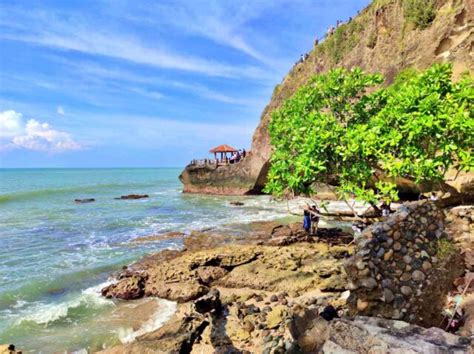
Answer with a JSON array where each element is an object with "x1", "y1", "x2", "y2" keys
[
  {"x1": 229, "y1": 149, "x2": 247, "y2": 164},
  {"x1": 295, "y1": 14, "x2": 355, "y2": 67}
]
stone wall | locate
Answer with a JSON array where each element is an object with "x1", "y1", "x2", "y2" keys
[{"x1": 345, "y1": 200, "x2": 464, "y2": 327}]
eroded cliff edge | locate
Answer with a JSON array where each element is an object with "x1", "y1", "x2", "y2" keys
[{"x1": 180, "y1": 0, "x2": 474, "y2": 195}]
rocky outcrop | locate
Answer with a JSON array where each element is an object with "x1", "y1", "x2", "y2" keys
[
  {"x1": 100, "y1": 313, "x2": 209, "y2": 354},
  {"x1": 345, "y1": 200, "x2": 464, "y2": 327},
  {"x1": 102, "y1": 240, "x2": 352, "y2": 302},
  {"x1": 179, "y1": 0, "x2": 474, "y2": 195}
]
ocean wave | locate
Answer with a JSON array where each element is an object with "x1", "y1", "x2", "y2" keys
[
  {"x1": 14, "y1": 282, "x2": 114, "y2": 326},
  {"x1": 117, "y1": 298, "x2": 177, "y2": 343}
]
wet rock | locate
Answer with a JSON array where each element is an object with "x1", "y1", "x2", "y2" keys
[
  {"x1": 114, "y1": 194, "x2": 149, "y2": 200},
  {"x1": 74, "y1": 198, "x2": 95, "y2": 203},
  {"x1": 101, "y1": 275, "x2": 145, "y2": 300},
  {"x1": 230, "y1": 201, "x2": 245, "y2": 206}
]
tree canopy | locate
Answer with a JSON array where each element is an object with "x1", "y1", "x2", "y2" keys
[{"x1": 264, "y1": 64, "x2": 473, "y2": 204}]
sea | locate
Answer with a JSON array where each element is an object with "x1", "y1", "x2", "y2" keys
[
  {"x1": 0, "y1": 168, "x2": 366, "y2": 353},
  {"x1": 0, "y1": 168, "x2": 315, "y2": 353}
]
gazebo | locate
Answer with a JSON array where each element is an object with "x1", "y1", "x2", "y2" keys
[{"x1": 209, "y1": 144, "x2": 238, "y2": 163}]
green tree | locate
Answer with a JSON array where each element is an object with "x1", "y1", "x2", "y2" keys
[{"x1": 264, "y1": 64, "x2": 473, "y2": 205}]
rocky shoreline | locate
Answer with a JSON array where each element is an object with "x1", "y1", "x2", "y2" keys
[{"x1": 98, "y1": 201, "x2": 473, "y2": 353}]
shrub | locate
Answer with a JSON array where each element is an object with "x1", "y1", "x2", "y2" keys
[
  {"x1": 264, "y1": 64, "x2": 474, "y2": 204},
  {"x1": 403, "y1": 0, "x2": 436, "y2": 29}
]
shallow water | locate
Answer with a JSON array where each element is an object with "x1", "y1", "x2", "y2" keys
[{"x1": 0, "y1": 168, "x2": 364, "y2": 352}]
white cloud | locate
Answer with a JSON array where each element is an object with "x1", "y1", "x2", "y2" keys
[
  {"x1": 0, "y1": 110, "x2": 80, "y2": 152},
  {"x1": 0, "y1": 110, "x2": 24, "y2": 137},
  {"x1": 57, "y1": 105, "x2": 65, "y2": 115}
]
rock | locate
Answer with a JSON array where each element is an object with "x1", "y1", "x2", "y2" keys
[
  {"x1": 412, "y1": 270, "x2": 426, "y2": 282},
  {"x1": 114, "y1": 194, "x2": 149, "y2": 200},
  {"x1": 194, "y1": 289, "x2": 221, "y2": 314},
  {"x1": 101, "y1": 275, "x2": 145, "y2": 300},
  {"x1": 195, "y1": 266, "x2": 228, "y2": 285},
  {"x1": 376, "y1": 248, "x2": 385, "y2": 258},
  {"x1": 393, "y1": 242, "x2": 402, "y2": 251},
  {"x1": 360, "y1": 278, "x2": 377, "y2": 290},
  {"x1": 243, "y1": 320, "x2": 255, "y2": 333},
  {"x1": 102, "y1": 314, "x2": 208, "y2": 353},
  {"x1": 230, "y1": 201, "x2": 245, "y2": 206},
  {"x1": 420, "y1": 250, "x2": 430, "y2": 259},
  {"x1": 383, "y1": 288, "x2": 394, "y2": 303},
  {"x1": 0, "y1": 344, "x2": 21, "y2": 354},
  {"x1": 266, "y1": 305, "x2": 286, "y2": 329},
  {"x1": 383, "y1": 249, "x2": 394, "y2": 261},
  {"x1": 74, "y1": 198, "x2": 95, "y2": 203},
  {"x1": 321, "y1": 316, "x2": 472, "y2": 353},
  {"x1": 270, "y1": 294, "x2": 278, "y2": 302},
  {"x1": 403, "y1": 255, "x2": 412, "y2": 264},
  {"x1": 400, "y1": 285, "x2": 413, "y2": 296},
  {"x1": 289, "y1": 308, "x2": 329, "y2": 353},
  {"x1": 422, "y1": 261, "x2": 432, "y2": 271},
  {"x1": 357, "y1": 299, "x2": 369, "y2": 311}
]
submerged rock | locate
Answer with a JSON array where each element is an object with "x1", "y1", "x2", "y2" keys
[
  {"x1": 114, "y1": 194, "x2": 149, "y2": 200},
  {"x1": 74, "y1": 198, "x2": 95, "y2": 203}
]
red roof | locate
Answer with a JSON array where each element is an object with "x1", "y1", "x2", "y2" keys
[{"x1": 209, "y1": 144, "x2": 238, "y2": 153}]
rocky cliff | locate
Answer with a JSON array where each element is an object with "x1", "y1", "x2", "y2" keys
[{"x1": 180, "y1": 0, "x2": 474, "y2": 195}]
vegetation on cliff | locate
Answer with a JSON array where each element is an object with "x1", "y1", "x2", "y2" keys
[{"x1": 264, "y1": 64, "x2": 473, "y2": 203}]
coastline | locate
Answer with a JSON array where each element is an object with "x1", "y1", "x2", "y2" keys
[{"x1": 97, "y1": 200, "x2": 473, "y2": 353}]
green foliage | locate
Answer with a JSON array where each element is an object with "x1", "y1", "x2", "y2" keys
[
  {"x1": 264, "y1": 64, "x2": 474, "y2": 204},
  {"x1": 367, "y1": 32, "x2": 377, "y2": 48},
  {"x1": 403, "y1": 0, "x2": 436, "y2": 29},
  {"x1": 436, "y1": 238, "x2": 456, "y2": 260},
  {"x1": 320, "y1": 19, "x2": 365, "y2": 64}
]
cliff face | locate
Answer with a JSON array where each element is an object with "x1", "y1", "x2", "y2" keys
[{"x1": 180, "y1": 0, "x2": 474, "y2": 195}]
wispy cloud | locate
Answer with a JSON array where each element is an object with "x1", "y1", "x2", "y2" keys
[{"x1": 0, "y1": 7, "x2": 274, "y2": 80}]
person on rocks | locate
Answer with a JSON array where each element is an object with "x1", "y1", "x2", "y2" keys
[
  {"x1": 242, "y1": 149, "x2": 247, "y2": 158},
  {"x1": 310, "y1": 205, "x2": 320, "y2": 235},
  {"x1": 430, "y1": 192, "x2": 439, "y2": 201},
  {"x1": 380, "y1": 200, "x2": 391, "y2": 217},
  {"x1": 303, "y1": 206, "x2": 312, "y2": 234}
]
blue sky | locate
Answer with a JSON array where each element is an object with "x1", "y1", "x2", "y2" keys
[{"x1": 0, "y1": 0, "x2": 370, "y2": 168}]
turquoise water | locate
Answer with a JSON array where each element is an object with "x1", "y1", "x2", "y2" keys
[{"x1": 0, "y1": 168, "x2": 301, "y2": 352}]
